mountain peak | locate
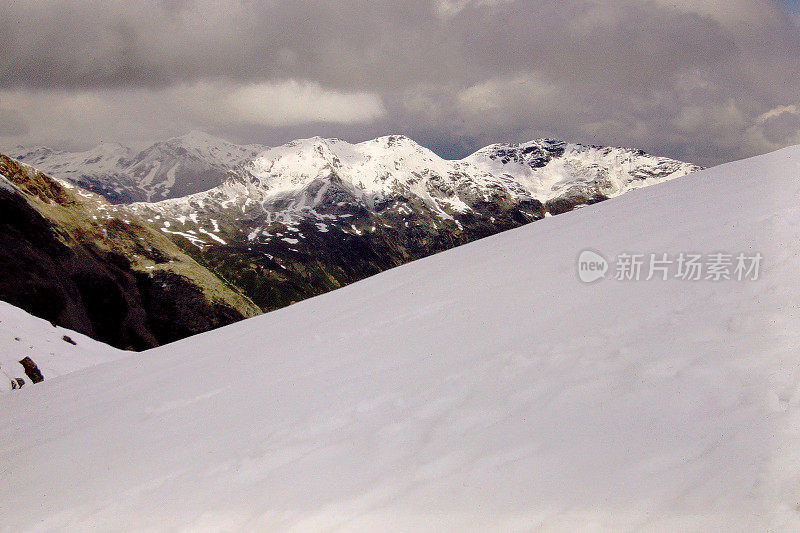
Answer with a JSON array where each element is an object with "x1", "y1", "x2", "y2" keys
[
  {"x1": 90, "y1": 142, "x2": 133, "y2": 157},
  {"x1": 372, "y1": 134, "x2": 413, "y2": 144},
  {"x1": 295, "y1": 135, "x2": 344, "y2": 146},
  {"x1": 172, "y1": 129, "x2": 220, "y2": 142}
]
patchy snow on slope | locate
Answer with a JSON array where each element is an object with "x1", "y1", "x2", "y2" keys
[
  {"x1": 0, "y1": 301, "x2": 124, "y2": 392},
  {"x1": 1, "y1": 146, "x2": 800, "y2": 530},
  {"x1": 199, "y1": 227, "x2": 227, "y2": 244}
]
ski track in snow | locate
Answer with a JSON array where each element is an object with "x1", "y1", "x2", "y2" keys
[{"x1": 1, "y1": 146, "x2": 800, "y2": 530}]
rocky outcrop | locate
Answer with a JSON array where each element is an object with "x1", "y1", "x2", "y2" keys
[{"x1": 19, "y1": 357, "x2": 43, "y2": 384}]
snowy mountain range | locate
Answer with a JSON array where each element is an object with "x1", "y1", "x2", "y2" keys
[
  {"x1": 8, "y1": 131, "x2": 265, "y2": 203},
  {"x1": 2, "y1": 144, "x2": 799, "y2": 529},
  {"x1": 142, "y1": 135, "x2": 698, "y2": 218},
  {"x1": 127, "y1": 134, "x2": 700, "y2": 310},
  {"x1": 3, "y1": 132, "x2": 699, "y2": 335}
]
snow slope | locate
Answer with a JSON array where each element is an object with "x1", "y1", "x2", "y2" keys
[
  {"x1": 0, "y1": 301, "x2": 124, "y2": 392},
  {"x1": 1, "y1": 146, "x2": 800, "y2": 530}
]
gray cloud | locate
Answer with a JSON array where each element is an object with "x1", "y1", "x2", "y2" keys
[
  {"x1": 0, "y1": 107, "x2": 28, "y2": 136},
  {"x1": 760, "y1": 107, "x2": 800, "y2": 144},
  {"x1": 1, "y1": 0, "x2": 799, "y2": 166}
]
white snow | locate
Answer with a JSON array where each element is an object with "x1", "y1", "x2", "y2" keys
[
  {"x1": 160, "y1": 228, "x2": 207, "y2": 247},
  {"x1": 7, "y1": 132, "x2": 265, "y2": 201},
  {"x1": 199, "y1": 228, "x2": 227, "y2": 245},
  {"x1": 2, "y1": 146, "x2": 800, "y2": 530}
]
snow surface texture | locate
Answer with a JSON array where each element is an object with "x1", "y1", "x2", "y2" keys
[
  {"x1": 0, "y1": 301, "x2": 124, "y2": 392},
  {"x1": 2, "y1": 146, "x2": 800, "y2": 530}
]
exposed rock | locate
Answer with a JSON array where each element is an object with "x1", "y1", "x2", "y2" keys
[{"x1": 19, "y1": 357, "x2": 43, "y2": 384}]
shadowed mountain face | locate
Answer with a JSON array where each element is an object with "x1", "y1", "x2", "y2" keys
[
  {"x1": 129, "y1": 136, "x2": 700, "y2": 311},
  {"x1": 0, "y1": 155, "x2": 260, "y2": 350}
]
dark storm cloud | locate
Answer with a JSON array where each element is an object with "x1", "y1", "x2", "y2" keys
[
  {"x1": 1, "y1": 0, "x2": 800, "y2": 166},
  {"x1": 0, "y1": 0, "x2": 449, "y2": 90},
  {"x1": 0, "y1": 1, "x2": 747, "y2": 91}
]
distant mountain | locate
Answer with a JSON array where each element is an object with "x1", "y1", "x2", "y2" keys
[
  {"x1": 8, "y1": 131, "x2": 265, "y2": 203},
  {"x1": 129, "y1": 135, "x2": 700, "y2": 311},
  {"x1": 0, "y1": 154, "x2": 260, "y2": 350}
]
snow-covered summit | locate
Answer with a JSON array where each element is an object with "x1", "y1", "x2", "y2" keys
[
  {"x1": 120, "y1": 135, "x2": 700, "y2": 315},
  {"x1": 7, "y1": 132, "x2": 698, "y2": 211},
  {"x1": 11, "y1": 142, "x2": 134, "y2": 174},
  {"x1": 241, "y1": 134, "x2": 456, "y2": 196},
  {"x1": 465, "y1": 138, "x2": 567, "y2": 170},
  {"x1": 139, "y1": 130, "x2": 265, "y2": 170}
]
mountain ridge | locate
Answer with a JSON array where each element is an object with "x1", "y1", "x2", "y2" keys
[{"x1": 4, "y1": 133, "x2": 701, "y2": 343}]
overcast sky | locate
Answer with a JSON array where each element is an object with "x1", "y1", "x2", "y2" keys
[{"x1": 1, "y1": 0, "x2": 800, "y2": 166}]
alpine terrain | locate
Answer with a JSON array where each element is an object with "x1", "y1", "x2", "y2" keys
[
  {"x1": 2, "y1": 145, "x2": 798, "y2": 530},
  {"x1": 128, "y1": 135, "x2": 700, "y2": 311},
  {"x1": 0, "y1": 154, "x2": 260, "y2": 351},
  {"x1": 3, "y1": 133, "x2": 698, "y2": 348}
]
